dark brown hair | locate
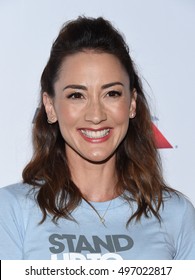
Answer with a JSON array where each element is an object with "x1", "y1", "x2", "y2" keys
[{"x1": 23, "y1": 16, "x2": 175, "y2": 224}]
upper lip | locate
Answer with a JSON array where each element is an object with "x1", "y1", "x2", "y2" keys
[{"x1": 78, "y1": 127, "x2": 112, "y2": 131}]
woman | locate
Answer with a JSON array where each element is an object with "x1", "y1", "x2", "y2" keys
[{"x1": 0, "y1": 16, "x2": 195, "y2": 260}]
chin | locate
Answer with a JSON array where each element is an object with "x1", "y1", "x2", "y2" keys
[{"x1": 83, "y1": 152, "x2": 115, "y2": 164}]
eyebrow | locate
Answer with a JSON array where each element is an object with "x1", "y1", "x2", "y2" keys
[{"x1": 63, "y1": 82, "x2": 124, "y2": 91}]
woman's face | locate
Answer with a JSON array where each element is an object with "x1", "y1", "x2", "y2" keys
[{"x1": 43, "y1": 51, "x2": 136, "y2": 163}]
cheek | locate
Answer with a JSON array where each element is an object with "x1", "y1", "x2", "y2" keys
[
  {"x1": 111, "y1": 103, "x2": 130, "y2": 125},
  {"x1": 55, "y1": 105, "x2": 78, "y2": 127},
  {"x1": 56, "y1": 108, "x2": 77, "y2": 142}
]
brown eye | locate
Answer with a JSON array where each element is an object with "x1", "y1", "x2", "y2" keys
[
  {"x1": 107, "y1": 91, "x2": 122, "y2": 97},
  {"x1": 67, "y1": 92, "x2": 84, "y2": 99}
]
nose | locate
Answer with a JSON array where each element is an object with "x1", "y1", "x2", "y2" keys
[{"x1": 84, "y1": 99, "x2": 107, "y2": 124}]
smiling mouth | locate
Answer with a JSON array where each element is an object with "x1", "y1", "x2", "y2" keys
[{"x1": 80, "y1": 129, "x2": 110, "y2": 139}]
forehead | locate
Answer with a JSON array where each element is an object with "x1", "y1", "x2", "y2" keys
[{"x1": 57, "y1": 51, "x2": 129, "y2": 84}]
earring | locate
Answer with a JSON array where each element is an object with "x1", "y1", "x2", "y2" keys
[
  {"x1": 47, "y1": 116, "x2": 56, "y2": 124},
  {"x1": 47, "y1": 119, "x2": 53, "y2": 124},
  {"x1": 130, "y1": 112, "x2": 136, "y2": 119}
]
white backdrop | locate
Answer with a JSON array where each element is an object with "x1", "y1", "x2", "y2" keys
[{"x1": 0, "y1": 0, "x2": 195, "y2": 206}]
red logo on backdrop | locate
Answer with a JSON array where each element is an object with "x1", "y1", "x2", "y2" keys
[{"x1": 152, "y1": 117, "x2": 172, "y2": 149}]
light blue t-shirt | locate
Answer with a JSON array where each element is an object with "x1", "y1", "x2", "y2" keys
[{"x1": 0, "y1": 183, "x2": 195, "y2": 260}]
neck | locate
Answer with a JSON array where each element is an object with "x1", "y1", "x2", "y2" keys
[{"x1": 67, "y1": 153, "x2": 118, "y2": 202}]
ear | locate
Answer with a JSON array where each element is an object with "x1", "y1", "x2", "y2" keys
[
  {"x1": 129, "y1": 89, "x2": 137, "y2": 119},
  {"x1": 42, "y1": 92, "x2": 58, "y2": 124}
]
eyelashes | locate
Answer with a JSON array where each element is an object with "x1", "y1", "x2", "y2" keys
[
  {"x1": 66, "y1": 90, "x2": 122, "y2": 99},
  {"x1": 106, "y1": 90, "x2": 122, "y2": 97},
  {"x1": 67, "y1": 92, "x2": 84, "y2": 99}
]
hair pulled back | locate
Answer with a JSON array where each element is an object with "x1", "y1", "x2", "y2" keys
[{"x1": 23, "y1": 16, "x2": 173, "y2": 224}]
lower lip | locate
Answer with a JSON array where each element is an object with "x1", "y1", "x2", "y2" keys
[{"x1": 78, "y1": 130, "x2": 112, "y2": 143}]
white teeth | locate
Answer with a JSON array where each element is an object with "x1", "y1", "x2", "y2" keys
[{"x1": 80, "y1": 129, "x2": 110, "y2": 139}]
